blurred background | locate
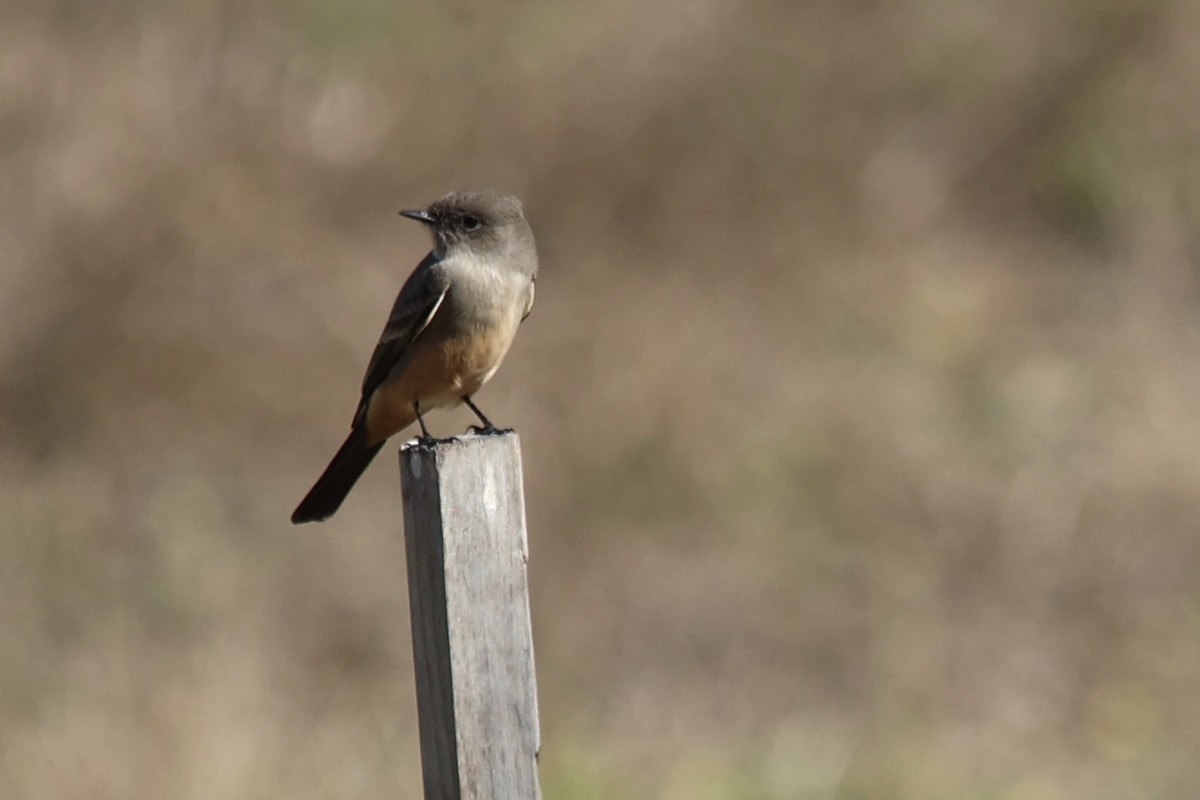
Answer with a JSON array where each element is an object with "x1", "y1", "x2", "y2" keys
[{"x1": 4, "y1": 0, "x2": 1200, "y2": 797}]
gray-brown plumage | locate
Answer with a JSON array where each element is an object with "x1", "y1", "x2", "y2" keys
[{"x1": 292, "y1": 190, "x2": 537, "y2": 524}]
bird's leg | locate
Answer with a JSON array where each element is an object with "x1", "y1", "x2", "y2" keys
[
  {"x1": 412, "y1": 400, "x2": 459, "y2": 445},
  {"x1": 463, "y1": 396, "x2": 508, "y2": 435},
  {"x1": 463, "y1": 396, "x2": 494, "y2": 430},
  {"x1": 414, "y1": 400, "x2": 435, "y2": 442}
]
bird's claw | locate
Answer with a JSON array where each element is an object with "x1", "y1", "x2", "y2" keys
[
  {"x1": 467, "y1": 424, "x2": 512, "y2": 436},
  {"x1": 412, "y1": 433, "x2": 460, "y2": 448}
]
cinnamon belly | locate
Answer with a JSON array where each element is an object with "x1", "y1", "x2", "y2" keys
[{"x1": 363, "y1": 323, "x2": 517, "y2": 444}]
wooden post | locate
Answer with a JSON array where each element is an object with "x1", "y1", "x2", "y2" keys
[{"x1": 399, "y1": 432, "x2": 542, "y2": 800}]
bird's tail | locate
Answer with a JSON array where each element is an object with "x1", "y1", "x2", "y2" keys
[{"x1": 292, "y1": 427, "x2": 384, "y2": 524}]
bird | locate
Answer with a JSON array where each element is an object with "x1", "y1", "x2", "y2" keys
[{"x1": 291, "y1": 190, "x2": 537, "y2": 524}]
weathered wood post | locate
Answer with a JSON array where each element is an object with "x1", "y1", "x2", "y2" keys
[{"x1": 399, "y1": 432, "x2": 542, "y2": 800}]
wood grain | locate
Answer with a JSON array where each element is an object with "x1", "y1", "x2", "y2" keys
[{"x1": 400, "y1": 432, "x2": 542, "y2": 800}]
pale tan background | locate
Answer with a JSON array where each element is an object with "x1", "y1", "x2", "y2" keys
[{"x1": 4, "y1": 1, "x2": 1200, "y2": 798}]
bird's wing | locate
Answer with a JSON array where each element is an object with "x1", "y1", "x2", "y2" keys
[{"x1": 354, "y1": 253, "x2": 450, "y2": 423}]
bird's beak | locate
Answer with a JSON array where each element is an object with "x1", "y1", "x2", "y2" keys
[{"x1": 399, "y1": 209, "x2": 436, "y2": 225}]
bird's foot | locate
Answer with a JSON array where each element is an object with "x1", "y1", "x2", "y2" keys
[
  {"x1": 411, "y1": 431, "x2": 461, "y2": 448},
  {"x1": 411, "y1": 401, "x2": 459, "y2": 447},
  {"x1": 466, "y1": 424, "x2": 513, "y2": 437},
  {"x1": 405, "y1": 431, "x2": 456, "y2": 450}
]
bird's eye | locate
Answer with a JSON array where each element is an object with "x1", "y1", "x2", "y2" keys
[{"x1": 461, "y1": 215, "x2": 481, "y2": 231}]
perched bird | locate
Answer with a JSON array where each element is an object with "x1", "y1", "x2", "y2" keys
[{"x1": 291, "y1": 190, "x2": 537, "y2": 524}]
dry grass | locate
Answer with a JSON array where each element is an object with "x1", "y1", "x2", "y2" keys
[{"x1": 4, "y1": 1, "x2": 1200, "y2": 797}]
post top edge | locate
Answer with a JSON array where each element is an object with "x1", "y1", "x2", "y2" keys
[{"x1": 399, "y1": 430, "x2": 521, "y2": 455}]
